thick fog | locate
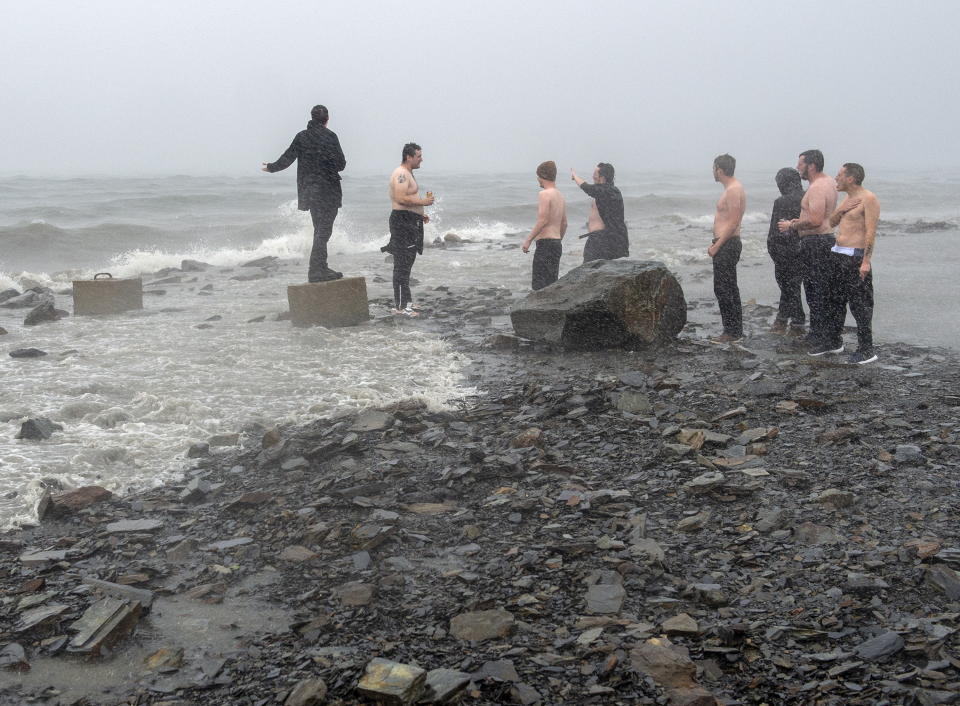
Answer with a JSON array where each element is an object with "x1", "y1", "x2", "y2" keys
[{"x1": 2, "y1": 0, "x2": 958, "y2": 175}]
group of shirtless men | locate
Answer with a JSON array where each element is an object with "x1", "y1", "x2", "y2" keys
[{"x1": 264, "y1": 106, "x2": 879, "y2": 364}]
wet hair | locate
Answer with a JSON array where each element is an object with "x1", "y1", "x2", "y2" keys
[
  {"x1": 597, "y1": 163, "x2": 615, "y2": 184},
  {"x1": 402, "y1": 142, "x2": 422, "y2": 161},
  {"x1": 842, "y1": 162, "x2": 865, "y2": 185},
  {"x1": 799, "y1": 149, "x2": 825, "y2": 172},
  {"x1": 310, "y1": 105, "x2": 329, "y2": 124},
  {"x1": 713, "y1": 154, "x2": 736, "y2": 177}
]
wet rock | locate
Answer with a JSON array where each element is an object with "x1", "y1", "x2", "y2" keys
[
  {"x1": 179, "y1": 477, "x2": 211, "y2": 503},
  {"x1": 166, "y1": 538, "x2": 200, "y2": 562},
  {"x1": 510, "y1": 684, "x2": 542, "y2": 705},
  {"x1": 677, "y1": 510, "x2": 711, "y2": 532},
  {"x1": 0, "y1": 288, "x2": 20, "y2": 304},
  {"x1": 585, "y1": 583, "x2": 626, "y2": 614},
  {"x1": 616, "y1": 390, "x2": 653, "y2": 414},
  {"x1": 356, "y1": 657, "x2": 426, "y2": 705},
  {"x1": 474, "y1": 658, "x2": 519, "y2": 682},
  {"x1": 180, "y1": 259, "x2": 210, "y2": 272},
  {"x1": 187, "y1": 442, "x2": 210, "y2": 458},
  {"x1": 107, "y1": 518, "x2": 164, "y2": 533},
  {"x1": 82, "y1": 577, "x2": 154, "y2": 610},
  {"x1": 49, "y1": 486, "x2": 112, "y2": 516},
  {"x1": 241, "y1": 255, "x2": 278, "y2": 268},
  {"x1": 854, "y1": 631, "x2": 904, "y2": 661},
  {"x1": 208, "y1": 432, "x2": 240, "y2": 447},
  {"x1": 630, "y1": 637, "x2": 717, "y2": 706},
  {"x1": 682, "y1": 471, "x2": 725, "y2": 495},
  {"x1": 19, "y1": 550, "x2": 68, "y2": 568},
  {"x1": 794, "y1": 522, "x2": 843, "y2": 545},
  {"x1": 15, "y1": 604, "x2": 70, "y2": 632},
  {"x1": 144, "y1": 647, "x2": 185, "y2": 671},
  {"x1": 817, "y1": 488, "x2": 854, "y2": 509},
  {"x1": 510, "y1": 427, "x2": 543, "y2": 449},
  {"x1": 284, "y1": 678, "x2": 328, "y2": 706},
  {"x1": 201, "y1": 537, "x2": 253, "y2": 551},
  {"x1": 24, "y1": 301, "x2": 61, "y2": 326},
  {"x1": 0, "y1": 326, "x2": 7, "y2": 335},
  {"x1": 894, "y1": 444, "x2": 925, "y2": 465},
  {"x1": 9, "y1": 348, "x2": 48, "y2": 358},
  {"x1": 630, "y1": 538, "x2": 666, "y2": 564},
  {"x1": 926, "y1": 565, "x2": 960, "y2": 600},
  {"x1": 422, "y1": 668, "x2": 471, "y2": 704},
  {"x1": 510, "y1": 259, "x2": 687, "y2": 349},
  {"x1": 334, "y1": 581, "x2": 375, "y2": 606},
  {"x1": 0, "y1": 642, "x2": 29, "y2": 671},
  {"x1": 450, "y1": 608, "x2": 515, "y2": 642},
  {"x1": 350, "y1": 410, "x2": 395, "y2": 432},
  {"x1": 16, "y1": 418, "x2": 64, "y2": 440},
  {"x1": 68, "y1": 597, "x2": 142, "y2": 655},
  {"x1": 662, "y1": 613, "x2": 700, "y2": 636},
  {"x1": 281, "y1": 545, "x2": 319, "y2": 563},
  {"x1": 1, "y1": 290, "x2": 46, "y2": 308}
]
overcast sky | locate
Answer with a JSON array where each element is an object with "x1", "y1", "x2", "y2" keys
[{"x1": 2, "y1": 1, "x2": 958, "y2": 176}]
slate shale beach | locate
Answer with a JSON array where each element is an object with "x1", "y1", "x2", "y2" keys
[{"x1": 2, "y1": 273, "x2": 960, "y2": 705}]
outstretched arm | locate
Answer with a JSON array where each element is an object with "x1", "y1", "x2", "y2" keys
[{"x1": 263, "y1": 136, "x2": 299, "y2": 173}]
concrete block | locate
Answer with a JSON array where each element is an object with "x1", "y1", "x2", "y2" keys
[
  {"x1": 73, "y1": 274, "x2": 143, "y2": 316},
  {"x1": 287, "y1": 277, "x2": 369, "y2": 328}
]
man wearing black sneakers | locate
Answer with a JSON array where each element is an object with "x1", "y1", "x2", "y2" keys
[
  {"x1": 262, "y1": 104, "x2": 347, "y2": 283},
  {"x1": 826, "y1": 163, "x2": 880, "y2": 364},
  {"x1": 778, "y1": 149, "x2": 839, "y2": 356}
]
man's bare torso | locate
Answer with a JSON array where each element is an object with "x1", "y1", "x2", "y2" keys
[
  {"x1": 713, "y1": 180, "x2": 746, "y2": 238},
  {"x1": 588, "y1": 201, "x2": 604, "y2": 233},
  {"x1": 537, "y1": 188, "x2": 566, "y2": 240},
  {"x1": 390, "y1": 166, "x2": 422, "y2": 215},
  {"x1": 835, "y1": 189, "x2": 879, "y2": 249},
  {"x1": 799, "y1": 176, "x2": 837, "y2": 236}
]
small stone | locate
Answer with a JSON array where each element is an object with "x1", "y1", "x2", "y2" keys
[
  {"x1": 677, "y1": 510, "x2": 711, "y2": 532},
  {"x1": 280, "y1": 545, "x2": 319, "y2": 563},
  {"x1": 144, "y1": 647, "x2": 185, "y2": 670},
  {"x1": 585, "y1": 583, "x2": 626, "y2": 614},
  {"x1": 422, "y1": 668, "x2": 471, "y2": 704},
  {"x1": 106, "y1": 519, "x2": 164, "y2": 533},
  {"x1": 616, "y1": 390, "x2": 652, "y2": 414},
  {"x1": 0, "y1": 643, "x2": 29, "y2": 671},
  {"x1": 208, "y1": 433, "x2": 240, "y2": 447},
  {"x1": 49, "y1": 486, "x2": 112, "y2": 515},
  {"x1": 510, "y1": 427, "x2": 543, "y2": 449},
  {"x1": 794, "y1": 522, "x2": 843, "y2": 545},
  {"x1": 10, "y1": 348, "x2": 48, "y2": 358},
  {"x1": 474, "y1": 659, "x2": 520, "y2": 682},
  {"x1": 855, "y1": 631, "x2": 904, "y2": 661},
  {"x1": 166, "y1": 538, "x2": 199, "y2": 562},
  {"x1": 350, "y1": 410, "x2": 395, "y2": 432},
  {"x1": 335, "y1": 581, "x2": 375, "y2": 606},
  {"x1": 284, "y1": 678, "x2": 328, "y2": 706},
  {"x1": 179, "y1": 477, "x2": 211, "y2": 503},
  {"x1": 682, "y1": 471, "x2": 726, "y2": 494},
  {"x1": 450, "y1": 608, "x2": 515, "y2": 642},
  {"x1": 662, "y1": 613, "x2": 700, "y2": 636},
  {"x1": 894, "y1": 444, "x2": 924, "y2": 465},
  {"x1": 186, "y1": 442, "x2": 209, "y2": 458},
  {"x1": 818, "y1": 489, "x2": 854, "y2": 509},
  {"x1": 356, "y1": 658, "x2": 426, "y2": 705},
  {"x1": 926, "y1": 565, "x2": 960, "y2": 600}
]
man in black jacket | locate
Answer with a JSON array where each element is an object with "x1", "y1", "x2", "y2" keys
[
  {"x1": 570, "y1": 163, "x2": 629, "y2": 262},
  {"x1": 262, "y1": 105, "x2": 346, "y2": 282},
  {"x1": 767, "y1": 168, "x2": 806, "y2": 334}
]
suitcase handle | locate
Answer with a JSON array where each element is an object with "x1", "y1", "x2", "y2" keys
[{"x1": 93, "y1": 273, "x2": 113, "y2": 280}]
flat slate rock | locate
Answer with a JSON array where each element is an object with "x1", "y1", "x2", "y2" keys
[{"x1": 105, "y1": 519, "x2": 164, "y2": 533}]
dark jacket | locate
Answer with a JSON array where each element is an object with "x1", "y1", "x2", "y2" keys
[
  {"x1": 266, "y1": 119, "x2": 346, "y2": 210},
  {"x1": 579, "y1": 182, "x2": 628, "y2": 235},
  {"x1": 768, "y1": 168, "x2": 804, "y2": 243}
]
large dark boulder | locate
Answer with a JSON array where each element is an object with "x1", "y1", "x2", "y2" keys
[
  {"x1": 24, "y1": 301, "x2": 61, "y2": 326},
  {"x1": 0, "y1": 288, "x2": 20, "y2": 304},
  {"x1": 510, "y1": 259, "x2": 686, "y2": 349},
  {"x1": 16, "y1": 418, "x2": 64, "y2": 440}
]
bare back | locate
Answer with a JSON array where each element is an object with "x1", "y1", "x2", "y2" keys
[
  {"x1": 713, "y1": 179, "x2": 746, "y2": 239},
  {"x1": 536, "y1": 188, "x2": 567, "y2": 240},
  {"x1": 389, "y1": 166, "x2": 422, "y2": 215}
]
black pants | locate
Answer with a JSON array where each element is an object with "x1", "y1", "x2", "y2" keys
[
  {"x1": 308, "y1": 205, "x2": 338, "y2": 282},
  {"x1": 583, "y1": 229, "x2": 629, "y2": 263},
  {"x1": 392, "y1": 248, "x2": 417, "y2": 309},
  {"x1": 800, "y1": 234, "x2": 837, "y2": 346},
  {"x1": 532, "y1": 239, "x2": 562, "y2": 291},
  {"x1": 712, "y1": 237, "x2": 742, "y2": 337},
  {"x1": 826, "y1": 252, "x2": 874, "y2": 352},
  {"x1": 767, "y1": 237, "x2": 805, "y2": 324}
]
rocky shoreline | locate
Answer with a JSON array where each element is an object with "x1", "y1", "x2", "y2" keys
[{"x1": 2, "y1": 278, "x2": 960, "y2": 706}]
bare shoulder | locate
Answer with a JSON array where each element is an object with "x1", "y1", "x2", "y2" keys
[
  {"x1": 390, "y1": 166, "x2": 408, "y2": 183},
  {"x1": 863, "y1": 189, "x2": 879, "y2": 205}
]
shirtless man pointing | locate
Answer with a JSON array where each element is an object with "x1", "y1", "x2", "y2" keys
[
  {"x1": 825, "y1": 162, "x2": 880, "y2": 364},
  {"x1": 709, "y1": 154, "x2": 746, "y2": 343},
  {"x1": 382, "y1": 142, "x2": 434, "y2": 315}
]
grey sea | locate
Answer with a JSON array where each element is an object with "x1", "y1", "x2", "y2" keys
[{"x1": 1, "y1": 169, "x2": 958, "y2": 527}]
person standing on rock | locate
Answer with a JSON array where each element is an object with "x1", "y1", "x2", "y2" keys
[
  {"x1": 523, "y1": 161, "x2": 567, "y2": 291},
  {"x1": 824, "y1": 162, "x2": 880, "y2": 364},
  {"x1": 766, "y1": 168, "x2": 806, "y2": 335},
  {"x1": 708, "y1": 154, "x2": 746, "y2": 343},
  {"x1": 570, "y1": 163, "x2": 629, "y2": 262},
  {"x1": 382, "y1": 143, "x2": 434, "y2": 316},
  {"x1": 777, "y1": 149, "x2": 839, "y2": 356},
  {"x1": 262, "y1": 105, "x2": 347, "y2": 283}
]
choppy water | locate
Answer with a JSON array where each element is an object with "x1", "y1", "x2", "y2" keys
[{"x1": 1, "y1": 169, "x2": 958, "y2": 527}]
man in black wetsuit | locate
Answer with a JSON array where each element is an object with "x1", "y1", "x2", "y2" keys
[
  {"x1": 570, "y1": 163, "x2": 629, "y2": 262},
  {"x1": 262, "y1": 104, "x2": 346, "y2": 282},
  {"x1": 766, "y1": 168, "x2": 806, "y2": 335}
]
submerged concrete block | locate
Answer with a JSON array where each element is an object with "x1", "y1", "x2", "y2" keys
[
  {"x1": 73, "y1": 274, "x2": 143, "y2": 316},
  {"x1": 287, "y1": 277, "x2": 369, "y2": 328}
]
